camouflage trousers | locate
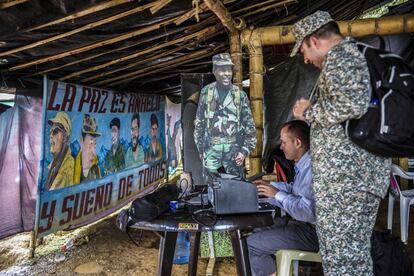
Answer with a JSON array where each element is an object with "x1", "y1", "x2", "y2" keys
[
  {"x1": 314, "y1": 183, "x2": 380, "y2": 276},
  {"x1": 202, "y1": 143, "x2": 241, "y2": 178}
]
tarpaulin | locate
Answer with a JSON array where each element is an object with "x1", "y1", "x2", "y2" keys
[{"x1": 0, "y1": 94, "x2": 42, "y2": 239}]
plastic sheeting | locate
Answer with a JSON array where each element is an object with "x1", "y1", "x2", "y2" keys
[{"x1": 0, "y1": 95, "x2": 42, "y2": 239}]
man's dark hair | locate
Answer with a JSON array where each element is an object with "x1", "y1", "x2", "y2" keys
[
  {"x1": 150, "y1": 113, "x2": 158, "y2": 127},
  {"x1": 131, "y1": 112, "x2": 140, "y2": 127},
  {"x1": 303, "y1": 21, "x2": 341, "y2": 46},
  {"x1": 282, "y1": 120, "x2": 310, "y2": 151}
]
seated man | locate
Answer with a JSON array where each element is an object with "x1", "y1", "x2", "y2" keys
[{"x1": 247, "y1": 120, "x2": 318, "y2": 276}]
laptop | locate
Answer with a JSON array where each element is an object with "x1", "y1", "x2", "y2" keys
[{"x1": 207, "y1": 176, "x2": 276, "y2": 214}]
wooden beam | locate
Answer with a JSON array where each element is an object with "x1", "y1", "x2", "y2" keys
[
  {"x1": 82, "y1": 43, "x2": 191, "y2": 83},
  {"x1": 96, "y1": 44, "x2": 226, "y2": 87},
  {"x1": 58, "y1": 24, "x2": 221, "y2": 81},
  {"x1": 0, "y1": 2, "x2": 155, "y2": 57},
  {"x1": 27, "y1": 0, "x2": 135, "y2": 31},
  {"x1": 203, "y1": 0, "x2": 238, "y2": 33},
  {"x1": 237, "y1": 0, "x2": 297, "y2": 18},
  {"x1": 0, "y1": 0, "x2": 29, "y2": 9},
  {"x1": 7, "y1": 16, "x2": 180, "y2": 71},
  {"x1": 81, "y1": 30, "x2": 219, "y2": 83},
  {"x1": 150, "y1": 0, "x2": 172, "y2": 14},
  {"x1": 29, "y1": 28, "x2": 185, "y2": 76}
]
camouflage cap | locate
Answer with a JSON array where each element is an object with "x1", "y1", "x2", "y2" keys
[
  {"x1": 82, "y1": 114, "x2": 101, "y2": 137},
  {"x1": 290, "y1": 10, "x2": 334, "y2": 57},
  {"x1": 212, "y1": 53, "x2": 234, "y2": 66},
  {"x1": 48, "y1": 112, "x2": 72, "y2": 135}
]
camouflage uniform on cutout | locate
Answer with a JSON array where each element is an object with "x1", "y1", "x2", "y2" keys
[
  {"x1": 291, "y1": 11, "x2": 391, "y2": 275},
  {"x1": 194, "y1": 53, "x2": 256, "y2": 179}
]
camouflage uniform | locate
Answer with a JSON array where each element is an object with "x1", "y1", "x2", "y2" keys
[
  {"x1": 104, "y1": 143, "x2": 125, "y2": 175},
  {"x1": 292, "y1": 11, "x2": 391, "y2": 275},
  {"x1": 194, "y1": 81, "x2": 256, "y2": 178}
]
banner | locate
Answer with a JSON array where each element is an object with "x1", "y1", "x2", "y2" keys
[{"x1": 36, "y1": 79, "x2": 166, "y2": 237}]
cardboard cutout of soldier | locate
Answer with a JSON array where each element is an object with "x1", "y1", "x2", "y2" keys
[
  {"x1": 194, "y1": 53, "x2": 257, "y2": 181},
  {"x1": 45, "y1": 112, "x2": 74, "y2": 190}
]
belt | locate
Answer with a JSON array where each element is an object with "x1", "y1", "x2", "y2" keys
[{"x1": 210, "y1": 137, "x2": 236, "y2": 145}]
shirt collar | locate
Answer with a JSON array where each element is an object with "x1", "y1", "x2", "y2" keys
[{"x1": 294, "y1": 151, "x2": 310, "y2": 174}]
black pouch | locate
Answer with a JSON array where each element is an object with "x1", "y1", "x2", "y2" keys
[{"x1": 129, "y1": 184, "x2": 179, "y2": 222}]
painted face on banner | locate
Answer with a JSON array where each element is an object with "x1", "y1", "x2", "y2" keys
[
  {"x1": 111, "y1": 125, "x2": 119, "y2": 146},
  {"x1": 50, "y1": 125, "x2": 65, "y2": 156},
  {"x1": 213, "y1": 65, "x2": 233, "y2": 87},
  {"x1": 151, "y1": 123, "x2": 158, "y2": 140},
  {"x1": 131, "y1": 118, "x2": 139, "y2": 150},
  {"x1": 82, "y1": 134, "x2": 97, "y2": 169}
]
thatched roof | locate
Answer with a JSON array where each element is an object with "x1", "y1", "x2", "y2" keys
[{"x1": 0, "y1": 0, "x2": 402, "y2": 94}]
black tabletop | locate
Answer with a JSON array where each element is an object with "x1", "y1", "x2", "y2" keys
[{"x1": 130, "y1": 207, "x2": 274, "y2": 232}]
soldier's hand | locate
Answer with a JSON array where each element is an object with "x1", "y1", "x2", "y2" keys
[
  {"x1": 256, "y1": 184, "x2": 279, "y2": 198},
  {"x1": 235, "y1": 152, "x2": 245, "y2": 166},
  {"x1": 293, "y1": 98, "x2": 311, "y2": 121}
]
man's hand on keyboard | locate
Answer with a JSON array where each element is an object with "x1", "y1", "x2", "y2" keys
[{"x1": 253, "y1": 179, "x2": 279, "y2": 198}]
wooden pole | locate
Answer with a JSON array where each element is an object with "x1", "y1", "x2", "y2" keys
[{"x1": 241, "y1": 14, "x2": 414, "y2": 174}]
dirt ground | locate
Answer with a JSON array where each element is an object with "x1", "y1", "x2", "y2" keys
[{"x1": 0, "y1": 214, "x2": 237, "y2": 275}]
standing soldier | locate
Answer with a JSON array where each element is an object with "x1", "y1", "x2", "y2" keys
[
  {"x1": 194, "y1": 53, "x2": 256, "y2": 180},
  {"x1": 291, "y1": 11, "x2": 391, "y2": 275}
]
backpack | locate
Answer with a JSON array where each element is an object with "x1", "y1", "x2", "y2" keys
[
  {"x1": 343, "y1": 41, "x2": 414, "y2": 157},
  {"x1": 115, "y1": 184, "x2": 179, "y2": 232},
  {"x1": 371, "y1": 230, "x2": 413, "y2": 276}
]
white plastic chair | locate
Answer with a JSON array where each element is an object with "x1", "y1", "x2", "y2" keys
[
  {"x1": 276, "y1": 249, "x2": 322, "y2": 276},
  {"x1": 387, "y1": 164, "x2": 414, "y2": 244}
]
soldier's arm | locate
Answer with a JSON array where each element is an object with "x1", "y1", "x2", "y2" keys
[
  {"x1": 239, "y1": 93, "x2": 257, "y2": 157},
  {"x1": 194, "y1": 87, "x2": 207, "y2": 153},
  {"x1": 304, "y1": 51, "x2": 370, "y2": 127}
]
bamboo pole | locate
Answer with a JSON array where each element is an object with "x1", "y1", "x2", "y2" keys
[
  {"x1": 0, "y1": 0, "x2": 29, "y2": 9},
  {"x1": 245, "y1": 35, "x2": 264, "y2": 174},
  {"x1": 8, "y1": 16, "x2": 180, "y2": 71},
  {"x1": 27, "y1": 0, "x2": 136, "y2": 31},
  {"x1": 242, "y1": 15, "x2": 414, "y2": 47},
  {"x1": 106, "y1": 45, "x2": 227, "y2": 87},
  {"x1": 241, "y1": 14, "x2": 414, "y2": 173},
  {"x1": 0, "y1": 2, "x2": 156, "y2": 57},
  {"x1": 58, "y1": 24, "x2": 220, "y2": 81}
]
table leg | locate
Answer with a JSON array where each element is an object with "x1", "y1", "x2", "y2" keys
[
  {"x1": 188, "y1": 232, "x2": 201, "y2": 276},
  {"x1": 157, "y1": 231, "x2": 178, "y2": 276},
  {"x1": 229, "y1": 230, "x2": 251, "y2": 276}
]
